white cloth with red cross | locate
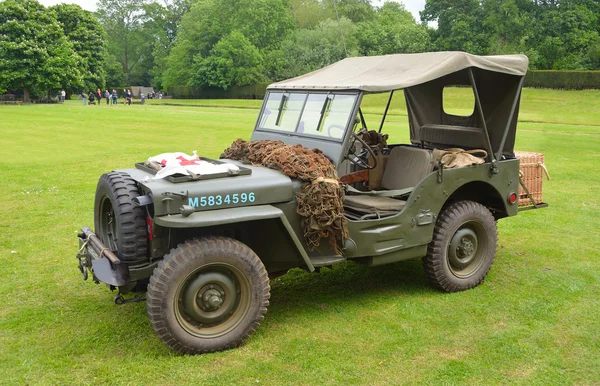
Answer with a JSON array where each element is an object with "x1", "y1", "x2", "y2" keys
[{"x1": 148, "y1": 152, "x2": 239, "y2": 179}]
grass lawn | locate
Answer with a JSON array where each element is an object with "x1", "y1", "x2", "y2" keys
[{"x1": 1, "y1": 88, "x2": 599, "y2": 385}]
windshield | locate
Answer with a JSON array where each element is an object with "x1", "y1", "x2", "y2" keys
[{"x1": 257, "y1": 91, "x2": 358, "y2": 141}]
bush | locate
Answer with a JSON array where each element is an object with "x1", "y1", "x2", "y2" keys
[
  {"x1": 525, "y1": 70, "x2": 600, "y2": 90},
  {"x1": 167, "y1": 83, "x2": 269, "y2": 99}
]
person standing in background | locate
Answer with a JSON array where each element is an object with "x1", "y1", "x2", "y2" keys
[
  {"x1": 126, "y1": 89, "x2": 132, "y2": 105},
  {"x1": 81, "y1": 90, "x2": 86, "y2": 105},
  {"x1": 96, "y1": 89, "x2": 102, "y2": 106},
  {"x1": 104, "y1": 90, "x2": 110, "y2": 105},
  {"x1": 111, "y1": 89, "x2": 117, "y2": 105},
  {"x1": 122, "y1": 89, "x2": 127, "y2": 105},
  {"x1": 60, "y1": 90, "x2": 66, "y2": 103}
]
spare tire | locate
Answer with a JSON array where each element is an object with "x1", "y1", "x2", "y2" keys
[{"x1": 94, "y1": 171, "x2": 148, "y2": 263}]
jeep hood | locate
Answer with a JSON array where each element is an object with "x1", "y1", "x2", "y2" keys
[{"x1": 118, "y1": 160, "x2": 294, "y2": 216}]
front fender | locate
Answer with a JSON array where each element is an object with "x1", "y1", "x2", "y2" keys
[{"x1": 154, "y1": 205, "x2": 314, "y2": 271}]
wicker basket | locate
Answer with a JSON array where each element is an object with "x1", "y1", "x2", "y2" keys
[{"x1": 515, "y1": 151, "x2": 549, "y2": 206}]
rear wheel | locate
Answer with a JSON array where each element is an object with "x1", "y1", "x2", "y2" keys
[
  {"x1": 423, "y1": 200, "x2": 497, "y2": 292},
  {"x1": 94, "y1": 172, "x2": 147, "y2": 263},
  {"x1": 146, "y1": 237, "x2": 270, "y2": 354}
]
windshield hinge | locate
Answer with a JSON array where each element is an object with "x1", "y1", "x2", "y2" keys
[{"x1": 490, "y1": 160, "x2": 499, "y2": 175}]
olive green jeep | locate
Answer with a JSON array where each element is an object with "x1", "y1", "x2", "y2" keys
[{"x1": 76, "y1": 52, "x2": 546, "y2": 354}]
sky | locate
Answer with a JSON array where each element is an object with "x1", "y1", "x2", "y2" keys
[{"x1": 37, "y1": 0, "x2": 427, "y2": 22}]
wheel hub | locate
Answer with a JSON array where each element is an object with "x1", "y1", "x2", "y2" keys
[
  {"x1": 199, "y1": 286, "x2": 225, "y2": 311},
  {"x1": 457, "y1": 237, "x2": 475, "y2": 258},
  {"x1": 180, "y1": 271, "x2": 238, "y2": 326},
  {"x1": 448, "y1": 227, "x2": 479, "y2": 271}
]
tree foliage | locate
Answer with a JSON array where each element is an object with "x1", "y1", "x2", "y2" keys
[
  {"x1": 278, "y1": 17, "x2": 358, "y2": 80},
  {"x1": 0, "y1": 0, "x2": 81, "y2": 101},
  {"x1": 162, "y1": 0, "x2": 293, "y2": 88},
  {"x1": 357, "y1": 2, "x2": 430, "y2": 56},
  {"x1": 50, "y1": 4, "x2": 107, "y2": 91},
  {"x1": 3, "y1": 0, "x2": 600, "y2": 97},
  {"x1": 422, "y1": 0, "x2": 600, "y2": 69},
  {"x1": 96, "y1": 0, "x2": 156, "y2": 85},
  {"x1": 191, "y1": 31, "x2": 265, "y2": 89}
]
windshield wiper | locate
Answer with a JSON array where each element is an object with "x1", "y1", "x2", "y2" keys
[
  {"x1": 316, "y1": 95, "x2": 333, "y2": 132},
  {"x1": 275, "y1": 94, "x2": 288, "y2": 127}
]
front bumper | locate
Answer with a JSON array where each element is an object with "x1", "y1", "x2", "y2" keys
[{"x1": 77, "y1": 227, "x2": 129, "y2": 287}]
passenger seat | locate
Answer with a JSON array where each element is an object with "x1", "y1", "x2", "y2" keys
[{"x1": 344, "y1": 146, "x2": 434, "y2": 216}]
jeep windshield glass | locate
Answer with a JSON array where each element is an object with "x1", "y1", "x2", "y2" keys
[{"x1": 258, "y1": 91, "x2": 358, "y2": 140}]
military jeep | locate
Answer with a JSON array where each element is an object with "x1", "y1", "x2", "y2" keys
[{"x1": 77, "y1": 52, "x2": 545, "y2": 354}]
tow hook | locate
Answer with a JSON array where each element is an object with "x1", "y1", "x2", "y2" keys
[
  {"x1": 114, "y1": 293, "x2": 146, "y2": 305},
  {"x1": 77, "y1": 254, "x2": 88, "y2": 281},
  {"x1": 76, "y1": 235, "x2": 90, "y2": 281}
]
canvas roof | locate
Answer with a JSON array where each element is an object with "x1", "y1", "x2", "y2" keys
[{"x1": 268, "y1": 52, "x2": 528, "y2": 92}]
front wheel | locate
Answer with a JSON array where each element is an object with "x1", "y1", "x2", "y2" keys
[
  {"x1": 146, "y1": 237, "x2": 270, "y2": 354},
  {"x1": 423, "y1": 201, "x2": 497, "y2": 292}
]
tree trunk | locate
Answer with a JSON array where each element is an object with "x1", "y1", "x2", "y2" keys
[
  {"x1": 124, "y1": 44, "x2": 130, "y2": 85},
  {"x1": 23, "y1": 87, "x2": 30, "y2": 103}
]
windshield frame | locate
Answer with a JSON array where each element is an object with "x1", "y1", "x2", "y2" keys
[{"x1": 253, "y1": 89, "x2": 362, "y2": 144}]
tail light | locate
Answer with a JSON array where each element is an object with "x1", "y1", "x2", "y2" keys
[{"x1": 508, "y1": 192, "x2": 518, "y2": 205}]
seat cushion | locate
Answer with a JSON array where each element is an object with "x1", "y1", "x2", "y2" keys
[
  {"x1": 381, "y1": 146, "x2": 433, "y2": 190},
  {"x1": 344, "y1": 195, "x2": 406, "y2": 213}
]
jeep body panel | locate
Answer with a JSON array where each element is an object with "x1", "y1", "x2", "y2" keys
[
  {"x1": 344, "y1": 159, "x2": 519, "y2": 264},
  {"x1": 154, "y1": 204, "x2": 314, "y2": 272},
  {"x1": 118, "y1": 161, "x2": 295, "y2": 217}
]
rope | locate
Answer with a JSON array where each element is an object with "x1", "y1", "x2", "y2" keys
[
  {"x1": 434, "y1": 148, "x2": 488, "y2": 168},
  {"x1": 78, "y1": 238, "x2": 89, "y2": 253},
  {"x1": 520, "y1": 162, "x2": 551, "y2": 180},
  {"x1": 221, "y1": 139, "x2": 347, "y2": 253},
  {"x1": 312, "y1": 177, "x2": 340, "y2": 185}
]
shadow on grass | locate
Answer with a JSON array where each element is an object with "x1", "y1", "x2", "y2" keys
[
  {"x1": 50, "y1": 259, "x2": 434, "y2": 355},
  {"x1": 272, "y1": 259, "x2": 429, "y2": 300}
]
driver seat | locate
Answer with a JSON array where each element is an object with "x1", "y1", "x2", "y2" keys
[{"x1": 344, "y1": 146, "x2": 434, "y2": 216}]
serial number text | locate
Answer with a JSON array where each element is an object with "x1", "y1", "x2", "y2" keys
[{"x1": 188, "y1": 192, "x2": 256, "y2": 208}]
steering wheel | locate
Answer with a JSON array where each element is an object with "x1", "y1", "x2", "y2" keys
[{"x1": 346, "y1": 132, "x2": 377, "y2": 170}]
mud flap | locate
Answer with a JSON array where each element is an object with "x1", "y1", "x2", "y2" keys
[{"x1": 91, "y1": 258, "x2": 129, "y2": 287}]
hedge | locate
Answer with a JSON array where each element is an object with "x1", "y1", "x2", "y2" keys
[
  {"x1": 524, "y1": 70, "x2": 600, "y2": 90},
  {"x1": 167, "y1": 83, "x2": 269, "y2": 99}
]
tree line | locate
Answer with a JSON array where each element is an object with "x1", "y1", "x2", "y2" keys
[{"x1": 1, "y1": 0, "x2": 599, "y2": 100}]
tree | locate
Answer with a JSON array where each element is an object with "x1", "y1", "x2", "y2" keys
[
  {"x1": 482, "y1": 0, "x2": 531, "y2": 54},
  {"x1": 162, "y1": 0, "x2": 293, "y2": 88},
  {"x1": 191, "y1": 31, "x2": 265, "y2": 89},
  {"x1": 50, "y1": 3, "x2": 107, "y2": 91},
  {"x1": 0, "y1": 0, "x2": 81, "y2": 102},
  {"x1": 527, "y1": 2, "x2": 599, "y2": 69},
  {"x1": 357, "y1": 2, "x2": 430, "y2": 56},
  {"x1": 289, "y1": 0, "x2": 326, "y2": 29},
  {"x1": 96, "y1": 0, "x2": 154, "y2": 85},
  {"x1": 160, "y1": 0, "x2": 193, "y2": 44},
  {"x1": 421, "y1": 0, "x2": 490, "y2": 54},
  {"x1": 279, "y1": 18, "x2": 358, "y2": 79},
  {"x1": 105, "y1": 54, "x2": 126, "y2": 88},
  {"x1": 323, "y1": 0, "x2": 375, "y2": 23}
]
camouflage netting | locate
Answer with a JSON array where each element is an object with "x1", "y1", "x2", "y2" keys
[{"x1": 221, "y1": 139, "x2": 348, "y2": 253}]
